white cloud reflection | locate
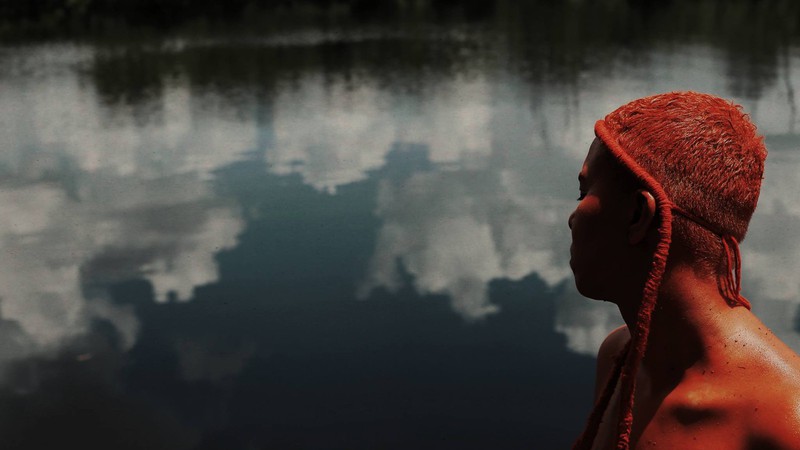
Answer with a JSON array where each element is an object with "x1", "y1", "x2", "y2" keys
[
  {"x1": 343, "y1": 74, "x2": 577, "y2": 320},
  {"x1": 269, "y1": 75, "x2": 493, "y2": 192},
  {"x1": 358, "y1": 168, "x2": 574, "y2": 320},
  {"x1": 0, "y1": 45, "x2": 246, "y2": 365}
]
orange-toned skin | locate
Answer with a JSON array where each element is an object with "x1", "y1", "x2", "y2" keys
[{"x1": 569, "y1": 139, "x2": 800, "y2": 450}]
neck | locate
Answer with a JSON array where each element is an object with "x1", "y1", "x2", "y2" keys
[{"x1": 616, "y1": 263, "x2": 751, "y2": 387}]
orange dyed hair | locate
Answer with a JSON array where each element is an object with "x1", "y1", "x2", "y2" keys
[{"x1": 604, "y1": 92, "x2": 767, "y2": 274}]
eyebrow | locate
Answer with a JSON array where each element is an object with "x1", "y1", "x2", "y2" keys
[{"x1": 578, "y1": 174, "x2": 586, "y2": 184}]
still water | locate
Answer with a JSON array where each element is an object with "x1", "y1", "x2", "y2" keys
[{"x1": 3, "y1": 16, "x2": 800, "y2": 450}]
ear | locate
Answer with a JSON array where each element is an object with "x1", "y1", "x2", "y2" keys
[{"x1": 628, "y1": 189, "x2": 656, "y2": 245}]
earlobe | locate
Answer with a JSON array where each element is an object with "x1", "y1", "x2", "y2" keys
[{"x1": 629, "y1": 190, "x2": 656, "y2": 244}]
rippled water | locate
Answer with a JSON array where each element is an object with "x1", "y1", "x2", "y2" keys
[{"x1": 2, "y1": 18, "x2": 800, "y2": 448}]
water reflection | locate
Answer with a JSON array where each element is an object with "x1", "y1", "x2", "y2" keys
[
  {"x1": 0, "y1": 45, "x2": 245, "y2": 365},
  {"x1": 4, "y1": 14, "x2": 800, "y2": 447},
  {"x1": 358, "y1": 147, "x2": 573, "y2": 319},
  {"x1": 329, "y1": 47, "x2": 800, "y2": 354},
  {"x1": 5, "y1": 39, "x2": 800, "y2": 358}
]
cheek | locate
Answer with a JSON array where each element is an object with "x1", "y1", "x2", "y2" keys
[
  {"x1": 569, "y1": 197, "x2": 618, "y2": 298},
  {"x1": 570, "y1": 203, "x2": 598, "y2": 264},
  {"x1": 570, "y1": 197, "x2": 602, "y2": 242}
]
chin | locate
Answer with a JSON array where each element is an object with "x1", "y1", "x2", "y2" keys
[{"x1": 572, "y1": 273, "x2": 609, "y2": 301}]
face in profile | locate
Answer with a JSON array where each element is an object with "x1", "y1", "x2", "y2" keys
[{"x1": 568, "y1": 138, "x2": 634, "y2": 301}]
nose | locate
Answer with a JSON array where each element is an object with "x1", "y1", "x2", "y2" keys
[{"x1": 568, "y1": 210, "x2": 575, "y2": 230}]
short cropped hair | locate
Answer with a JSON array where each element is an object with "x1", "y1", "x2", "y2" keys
[{"x1": 602, "y1": 92, "x2": 767, "y2": 274}]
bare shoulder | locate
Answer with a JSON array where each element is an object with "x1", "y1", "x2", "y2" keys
[
  {"x1": 651, "y1": 327, "x2": 800, "y2": 450},
  {"x1": 594, "y1": 325, "x2": 629, "y2": 399},
  {"x1": 741, "y1": 331, "x2": 800, "y2": 449},
  {"x1": 746, "y1": 390, "x2": 800, "y2": 450}
]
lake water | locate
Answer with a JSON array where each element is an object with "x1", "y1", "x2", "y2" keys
[{"x1": 3, "y1": 9, "x2": 800, "y2": 449}]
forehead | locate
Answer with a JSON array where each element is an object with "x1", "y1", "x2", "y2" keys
[
  {"x1": 580, "y1": 137, "x2": 637, "y2": 190},
  {"x1": 580, "y1": 137, "x2": 609, "y2": 179}
]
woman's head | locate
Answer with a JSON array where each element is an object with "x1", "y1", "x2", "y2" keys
[{"x1": 602, "y1": 92, "x2": 767, "y2": 274}]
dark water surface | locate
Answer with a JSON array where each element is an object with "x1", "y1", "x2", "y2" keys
[{"x1": 3, "y1": 5, "x2": 800, "y2": 449}]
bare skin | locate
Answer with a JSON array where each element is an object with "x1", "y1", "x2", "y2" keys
[{"x1": 569, "y1": 139, "x2": 800, "y2": 450}]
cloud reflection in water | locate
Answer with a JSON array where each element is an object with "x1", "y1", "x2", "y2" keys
[
  {"x1": 0, "y1": 45, "x2": 246, "y2": 367},
  {"x1": 5, "y1": 41, "x2": 800, "y2": 369}
]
